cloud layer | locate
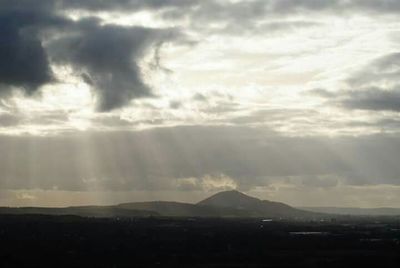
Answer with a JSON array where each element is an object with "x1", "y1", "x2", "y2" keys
[
  {"x1": 1, "y1": 126, "x2": 400, "y2": 192},
  {"x1": 1, "y1": 1, "x2": 400, "y2": 206}
]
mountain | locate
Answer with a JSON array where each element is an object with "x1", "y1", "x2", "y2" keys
[
  {"x1": 198, "y1": 190, "x2": 262, "y2": 208},
  {"x1": 2, "y1": 191, "x2": 399, "y2": 219},
  {"x1": 198, "y1": 190, "x2": 318, "y2": 218},
  {"x1": 0, "y1": 190, "x2": 323, "y2": 219},
  {"x1": 301, "y1": 207, "x2": 400, "y2": 216}
]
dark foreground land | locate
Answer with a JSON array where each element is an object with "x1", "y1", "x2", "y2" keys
[{"x1": 0, "y1": 215, "x2": 399, "y2": 268}]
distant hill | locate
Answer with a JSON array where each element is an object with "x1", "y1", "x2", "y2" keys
[
  {"x1": 198, "y1": 190, "x2": 319, "y2": 218},
  {"x1": 301, "y1": 207, "x2": 400, "y2": 216},
  {"x1": 0, "y1": 190, "x2": 362, "y2": 219}
]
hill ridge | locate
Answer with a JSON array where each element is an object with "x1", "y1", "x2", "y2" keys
[{"x1": 0, "y1": 190, "x2": 323, "y2": 219}]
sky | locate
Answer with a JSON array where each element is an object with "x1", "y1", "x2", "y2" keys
[{"x1": 1, "y1": 0, "x2": 400, "y2": 208}]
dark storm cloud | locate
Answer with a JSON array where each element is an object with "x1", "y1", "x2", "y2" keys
[
  {"x1": 0, "y1": 31, "x2": 51, "y2": 94},
  {"x1": 0, "y1": 0, "x2": 183, "y2": 110},
  {"x1": 0, "y1": 0, "x2": 56, "y2": 12},
  {"x1": 49, "y1": 23, "x2": 180, "y2": 111},
  {"x1": 0, "y1": 2, "x2": 64, "y2": 94}
]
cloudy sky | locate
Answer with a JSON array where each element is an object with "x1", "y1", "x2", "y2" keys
[{"x1": 1, "y1": 0, "x2": 400, "y2": 207}]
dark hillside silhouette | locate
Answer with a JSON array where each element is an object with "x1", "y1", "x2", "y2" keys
[{"x1": 0, "y1": 190, "x2": 322, "y2": 219}]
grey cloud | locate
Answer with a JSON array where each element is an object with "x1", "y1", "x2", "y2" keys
[
  {"x1": 0, "y1": 1, "x2": 78, "y2": 96},
  {"x1": 308, "y1": 88, "x2": 337, "y2": 98},
  {"x1": 155, "y1": 0, "x2": 400, "y2": 38},
  {"x1": 1, "y1": 126, "x2": 399, "y2": 191},
  {"x1": 312, "y1": 87, "x2": 400, "y2": 112},
  {"x1": 28, "y1": 112, "x2": 71, "y2": 126},
  {"x1": 2, "y1": 0, "x2": 400, "y2": 115},
  {"x1": 312, "y1": 52, "x2": 400, "y2": 112},
  {"x1": 174, "y1": 175, "x2": 237, "y2": 192},
  {"x1": 0, "y1": 30, "x2": 51, "y2": 94},
  {"x1": 230, "y1": 108, "x2": 318, "y2": 125},
  {"x1": 55, "y1": 0, "x2": 400, "y2": 16},
  {"x1": 26, "y1": 0, "x2": 392, "y2": 38},
  {"x1": 0, "y1": 113, "x2": 20, "y2": 127},
  {"x1": 60, "y1": 0, "x2": 199, "y2": 12},
  {"x1": 256, "y1": 20, "x2": 322, "y2": 32},
  {"x1": 0, "y1": 5, "x2": 62, "y2": 94},
  {"x1": 161, "y1": 0, "x2": 338, "y2": 25},
  {"x1": 91, "y1": 114, "x2": 164, "y2": 129},
  {"x1": 374, "y1": 118, "x2": 400, "y2": 130},
  {"x1": 0, "y1": 0, "x2": 57, "y2": 15},
  {"x1": 340, "y1": 87, "x2": 400, "y2": 112},
  {"x1": 192, "y1": 93, "x2": 207, "y2": 102},
  {"x1": 169, "y1": 100, "x2": 181, "y2": 109},
  {"x1": 1, "y1": 0, "x2": 398, "y2": 105},
  {"x1": 348, "y1": 53, "x2": 400, "y2": 87},
  {"x1": 301, "y1": 175, "x2": 339, "y2": 188},
  {"x1": 375, "y1": 52, "x2": 400, "y2": 70},
  {"x1": 38, "y1": 1, "x2": 400, "y2": 27},
  {"x1": 50, "y1": 24, "x2": 180, "y2": 111},
  {"x1": 0, "y1": 109, "x2": 71, "y2": 129},
  {"x1": 355, "y1": 0, "x2": 400, "y2": 14},
  {"x1": 0, "y1": 0, "x2": 184, "y2": 111},
  {"x1": 161, "y1": 0, "x2": 400, "y2": 30},
  {"x1": 270, "y1": 0, "x2": 344, "y2": 14},
  {"x1": 211, "y1": 20, "x2": 323, "y2": 36}
]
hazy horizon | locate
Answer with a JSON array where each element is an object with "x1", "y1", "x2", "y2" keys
[
  {"x1": 1, "y1": 0, "x2": 400, "y2": 208},
  {"x1": 2, "y1": 189, "x2": 400, "y2": 210}
]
